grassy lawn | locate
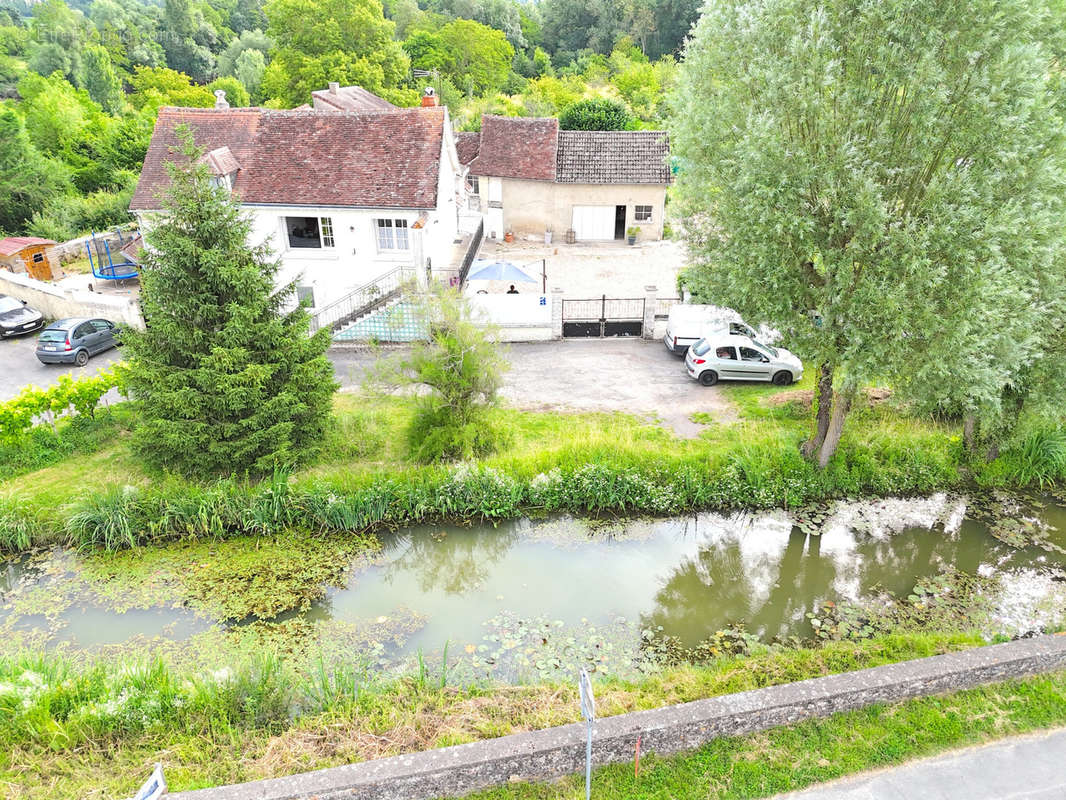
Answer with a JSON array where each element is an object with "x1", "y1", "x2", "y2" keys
[{"x1": 0, "y1": 375, "x2": 975, "y2": 529}]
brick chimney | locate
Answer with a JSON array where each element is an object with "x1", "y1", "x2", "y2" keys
[
  {"x1": 214, "y1": 89, "x2": 229, "y2": 109},
  {"x1": 328, "y1": 81, "x2": 340, "y2": 94},
  {"x1": 421, "y1": 86, "x2": 438, "y2": 107}
]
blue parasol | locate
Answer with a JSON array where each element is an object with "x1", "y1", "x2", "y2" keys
[{"x1": 467, "y1": 260, "x2": 538, "y2": 283}]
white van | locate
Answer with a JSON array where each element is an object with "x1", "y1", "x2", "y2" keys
[{"x1": 663, "y1": 304, "x2": 758, "y2": 355}]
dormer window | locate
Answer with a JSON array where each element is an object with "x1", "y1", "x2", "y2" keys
[{"x1": 203, "y1": 146, "x2": 240, "y2": 194}]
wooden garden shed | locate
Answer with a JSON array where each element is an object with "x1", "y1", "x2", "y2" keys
[{"x1": 0, "y1": 237, "x2": 58, "y2": 281}]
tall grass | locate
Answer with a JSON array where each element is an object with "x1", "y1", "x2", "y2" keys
[
  {"x1": 0, "y1": 632, "x2": 983, "y2": 755},
  {"x1": 1008, "y1": 427, "x2": 1066, "y2": 488},
  {"x1": 2, "y1": 429, "x2": 972, "y2": 554}
]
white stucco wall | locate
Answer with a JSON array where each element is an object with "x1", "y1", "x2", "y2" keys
[
  {"x1": 245, "y1": 205, "x2": 435, "y2": 310},
  {"x1": 137, "y1": 203, "x2": 462, "y2": 312}
]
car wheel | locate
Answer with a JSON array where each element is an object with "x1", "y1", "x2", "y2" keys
[
  {"x1": 772, "y1": 370, "x2": 792, "y2": 386},
  {"x1": 74, "y1": 349, "x2": 89, "y2": 366},
  {"x1": 699, "y1": 370, "x2": 718, "y2": 387}
]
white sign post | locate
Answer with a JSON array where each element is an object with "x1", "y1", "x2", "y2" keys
[
  {"x1": 578, "y1": 669, "x2": 595, "y2": 800},
  {"x1": 131, "y1": 764, "x2": 167, "y2": 800}
]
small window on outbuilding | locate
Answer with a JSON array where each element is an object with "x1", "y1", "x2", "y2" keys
[
  {"x1": 32, "y1": 252, "x2": 44, "y2": 263},
  {"x1": 634, "y1": 205, "x2": 653, "y2": 222}
]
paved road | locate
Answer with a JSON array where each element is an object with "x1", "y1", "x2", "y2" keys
[
  {"x1": 773, "y1": 728, "x2": 1066, "y2": 800},
  {"x1": 0, "y1": 331, "x2": 122, "y2": 400}
]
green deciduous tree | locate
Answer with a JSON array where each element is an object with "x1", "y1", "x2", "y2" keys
[
  {"x1": 82, "y1": 45, "x2": 125, "y2": 114},
  {"x1": 0, "y1": 106, "x2": 69, "y2": 234},
  {"x1": 369, "y1": 284, "x2": 508, "y2": 463},
  {"x1": 437, "y1": 18, "x2": 513, "y2": 96},
  {"x1": 559, "y1": 96, "x2": 632, "y2": 130},
  {"x1": 233, "y1": 48, "x2": 266, "y2": 98},
  {"x1": 129, "y1": 65, "x2": 215, "y2": 110},
  {"x1": 263, "y1": 0, "x2": 408, "y2": 107},
  {"x1": 121, "y1": 130, "x2": 337, "y2": 475},
  {"x1": 672, "y1": 0, "x2": 1066, "y2": 468},
  {"x1": 208, "y1": 74, "x2": 250, "y2": 106}
]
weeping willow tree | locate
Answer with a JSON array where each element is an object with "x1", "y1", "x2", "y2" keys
[{"x1": 671, "y1": 0, "x2": 1066, "y2": 467}]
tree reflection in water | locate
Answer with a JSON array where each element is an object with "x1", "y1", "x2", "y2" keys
[{"x1": 381, "y1": 524, "x2": 520, "y2": 595}]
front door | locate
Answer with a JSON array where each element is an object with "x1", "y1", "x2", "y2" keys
[{"x1": 614, "y1": 205, "x2": 626, "y2": 239}]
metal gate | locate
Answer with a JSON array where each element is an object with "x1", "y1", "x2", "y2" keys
[{"x1": 562, "y1": 296, "x2": 645, "y2": 338}]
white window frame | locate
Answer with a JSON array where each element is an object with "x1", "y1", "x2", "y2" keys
[
  {"x1": 634, "y1": 205, "x2": 653, "y2": 222},
  {"x1": 375, "y1": 218, "x2": 410, "y2": 251},
  {"x1": 283, "y1": 216, "x2": 335, "y2": 250},
  {"x1": 319, "y1": 217, "x2": 334, "y2": 248},
  {"x1": 469, "y1": 176, "x2": 480, "y2": 195}
]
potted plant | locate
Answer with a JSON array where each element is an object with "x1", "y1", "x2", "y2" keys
[{"x1": 626, "y1": 226, "x2": 639, "y2": 245}]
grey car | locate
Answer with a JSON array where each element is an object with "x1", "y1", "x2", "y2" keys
[
  {"x1": 0, "y1": 294, "x2": 45, "y2": 337},
  {"x1": 36, "y1": 318, "x2": 119, "y2": 366}
]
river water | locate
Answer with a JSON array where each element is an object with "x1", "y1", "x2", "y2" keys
[{"x1": 2, "y1": 493, "x2": 1065, "y2": 679}]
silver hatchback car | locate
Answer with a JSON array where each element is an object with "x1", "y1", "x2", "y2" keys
[
  {"x1": 36, "y1": 318, "x2": 120, "y2": 366},
  {"x1": 685, "y1": 333, "x2": 803, "y2": 386}
]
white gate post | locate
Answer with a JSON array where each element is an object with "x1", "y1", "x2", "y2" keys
[
  {"x1": 551, "y1": 288, "x2": 564, "y2": 339},
  {"x1": 643, "y1": 285, "x2": 657, "y2": 340}
]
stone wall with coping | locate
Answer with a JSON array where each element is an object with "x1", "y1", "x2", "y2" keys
[
  {"x1": 167, "y1": 634, "x2": 1066, "y2": 800},
  {"x1": 0, "y1": 269, "x2": 144, "y2": 330}
]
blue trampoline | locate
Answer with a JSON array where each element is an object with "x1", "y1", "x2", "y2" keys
[{"x1": 86, "y1": 228, "x2": 140, "y2": 281}]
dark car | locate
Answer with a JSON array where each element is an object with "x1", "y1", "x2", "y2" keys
[
  {"x1": 36, "y1": 318, "x2": 119, "y2": 366},
  {"x1": 0, "y1": 294, "x2": 46, "y2": 337}
]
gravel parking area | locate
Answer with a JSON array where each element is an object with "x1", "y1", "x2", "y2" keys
[
  {"x1": 0, "y1": 333, "x2": 122, "y2": 400},
  {"x1": 2, "y1": 334, "x2": 735, "y2": 436},
  {"x1": 477, "y1": 238, "x2": 687, "y2": 299},
  {"x1": 331, "y1": 338, "x2": 735, "y2": 436}
]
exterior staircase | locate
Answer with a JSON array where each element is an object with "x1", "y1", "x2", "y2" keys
[{"x1": 309, "y1": 266, "x2": 416, "y2": 334}]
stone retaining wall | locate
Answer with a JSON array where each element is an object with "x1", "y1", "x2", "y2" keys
[
  {"x1": 0, "y1": 269, "x2": 144, "y2": 330},
  {"x1": 168, "y1": 634, "x2": 1066, "y2": 800}
]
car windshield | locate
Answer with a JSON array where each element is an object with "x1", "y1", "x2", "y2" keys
[
  {"x1": 692, "y1": 338, "x2": 711, "y2": 356},
  {"x1": 38, "y1": 329, "x2": 66, "y2": 343},
  {"x1": 0, "y1": 297, "x2": 21, "y2": 313}
]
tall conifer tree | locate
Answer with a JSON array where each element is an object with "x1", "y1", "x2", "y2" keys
[{"x1": 122, "y1": 129, "x2": 337, "y2": 475}]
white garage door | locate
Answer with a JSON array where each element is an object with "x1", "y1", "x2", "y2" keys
[{"x1": 571, "y1": 206, "x2": 616, "y2": 241}]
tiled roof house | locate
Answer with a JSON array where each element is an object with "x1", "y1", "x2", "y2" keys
[
  {"x1": 130, "y1": 89, "x2": 466, "y2": 321},
  {"x1": 459, "y1": 115, "x2": 670, "y2": 241}
]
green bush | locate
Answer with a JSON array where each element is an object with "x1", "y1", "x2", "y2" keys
[
  {"x1": 559, "y1": 97, "x2": 634, "y2": 130},
  {"x1": 0, "y1": 370, "x2": 120, "y2": 444},
  {"x1": 27, "y1": 179, "x2": 136, "y2": 242}
]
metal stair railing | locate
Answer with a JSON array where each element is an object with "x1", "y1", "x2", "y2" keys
[{"x1": 309, "y1": 266, "x2": 416, "y2": 333}]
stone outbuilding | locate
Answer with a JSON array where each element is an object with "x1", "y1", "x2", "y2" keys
[
  {"x1": 457, "y1": 116, "x2": 671, "y2": 242},
  {"x1": 0, "y1": 237, "x2": 59, "y2": 281}
]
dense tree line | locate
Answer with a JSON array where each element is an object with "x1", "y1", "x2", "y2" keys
[{"x1": 0, "y1": 0, "x2": 689, "y2": 239}]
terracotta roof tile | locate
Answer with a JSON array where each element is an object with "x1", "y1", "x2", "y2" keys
[
  {"x1": 467, "y1": 115, "x2": 558, "y2": 181},
  {"x1": 204, "y1": 146, "x2": 240, "y2": 176},
  {"x1": 555, "y1": 131, "x2": 671, "y2": 184},
  {"x1": 311, "y1": 85, "x2": 398, "y2": 113},
  {"x1": 0, "y1": 236, "x2": 56, "y2": 256},
  {"x1": 130, "y1": 107, "x2": 445, "y2": 211},
  {"x1": 455, "y1": 132, "x2": 480, "y2": 166}
]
